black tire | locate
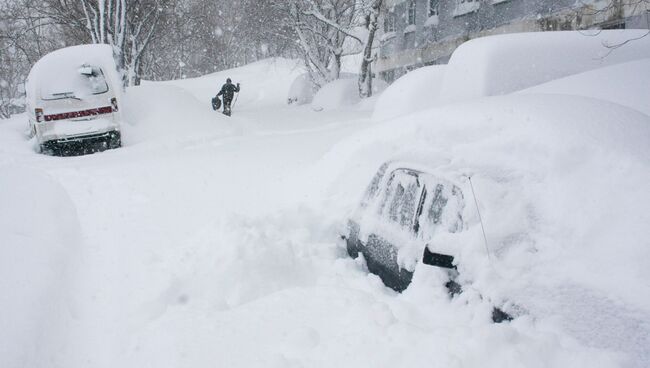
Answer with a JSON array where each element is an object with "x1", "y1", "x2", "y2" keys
[
  {"x1": 39, "y1": 143, "x2": 56, "y2": 156},
  {"x1": 109, "y1": 131, "x2": 122, "y2": 149}
]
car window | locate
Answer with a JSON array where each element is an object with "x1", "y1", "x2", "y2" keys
[
  {"x1": 380, "y1": 170, "x2": 423, "y2": 231},
  {"x1": 427, "y1": 184, "x2": 448, "y2": 225},
  {"x1": 360, "y1": 162, "x2": 390, "y2": 208},
  {"x1": 41, "y1": 65, "x2": 109, "y2": 100},
  {"x1": 419, "y1": 180, "x2": 464, "y2": 239}
]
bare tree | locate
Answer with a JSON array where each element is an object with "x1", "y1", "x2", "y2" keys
[
  {"x1": 42, "y1": 0, "x2": 166, "y2": 86},
  {"x1": 285, "y1": 0, "x2": 361, "y2": 88},
  {"x1": 141, "y1": 0, "x2": 296, "y2": 81},
  {"x1": 0, "y1": 0, "x2": 62, "y2": 118}
]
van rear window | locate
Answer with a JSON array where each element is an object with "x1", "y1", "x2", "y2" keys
[{"x1": 40, "y1": 65, "x2": 109, "y2": 101}]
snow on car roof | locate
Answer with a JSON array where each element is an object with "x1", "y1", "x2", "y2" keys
[
  {"x1": 26, "y1": 45, "x2": 120, "y2": 105},
  {"x1": 518, "y1": 57, "x2": 650, "y2": 117},
  {"x1": 439, "y1": 30, "x2": 650, "y2": 104}
]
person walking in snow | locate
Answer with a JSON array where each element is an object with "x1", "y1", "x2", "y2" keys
[{"x1": 217, "y1": 78, "x2": 240, "y2": 116}]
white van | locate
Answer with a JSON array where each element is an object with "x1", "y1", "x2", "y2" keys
[{"x1": 26, "y1": 45, "x2": 123, "y2": 155}]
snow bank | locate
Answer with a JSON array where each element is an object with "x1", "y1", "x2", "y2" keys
[
  {"x1": 440, "y1": 30, "x2": 650, "y2": 103},
  {"x1": 372, "y1": 65, "x2": 446, "y2": 121},
  {"x1": 311, "y1": 76, "x2": 386, "y2": 111},
  {"x1": 312, "y1": 77, "x2": 361, "y2": 111},
  {"x1": 519, "y1": 58, "x2": 650, "y2": 116},
  {"x1": 120, "y1": 58, "x2": 304, "y2": 147},
  {"x1": 322, "y1": 93, "x2": 650, "y2": 366},
  {"x1": 0, "y1": 166, "x2": 82, "y2": 367},
  {"x1": 162, "y1": 58, "x2": 303, "y2": 110},
  {"x1": 287, "y1": 73, "x2": 316, "y2": 105},
  {"x1": 121, "y1": 83, "x2": 235, "y2": 146}
]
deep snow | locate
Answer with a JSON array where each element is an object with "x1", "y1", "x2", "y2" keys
[{"x1": 1, "y1": 35, "x2": 649, "y2": 368}]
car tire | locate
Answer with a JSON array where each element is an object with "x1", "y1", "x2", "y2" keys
[{"x1": 109, "y1": 131, "x2": 122, "y2": 149}]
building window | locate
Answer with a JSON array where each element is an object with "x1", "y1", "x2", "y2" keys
[
  {"x1": 408, "y1": 0, "x2": 416, "y2": 25},
  {"x1": 454, "y1": 0, "x2": 480, "y2": 17},
  {"x1": 428, "y1": 0, "x2": 439, "y2": 17},
  {"x1": 384, "y1": 11, "x2": 396, "y2": 32}
]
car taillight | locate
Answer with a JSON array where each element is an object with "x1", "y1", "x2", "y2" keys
[
  {"x1": 111, "y1": 98, "x2": 119, "y2": 112},
  {"x1": 35, "y1": 108, "x2": 44, "y2": 123}
]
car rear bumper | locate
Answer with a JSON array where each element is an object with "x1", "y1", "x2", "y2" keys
[
  {"x1": 41, "y1": 130, "x2": 121, "y2": 156},
  {"x1": 36, "y1": 115, "x2": 120, "y2": 144}
]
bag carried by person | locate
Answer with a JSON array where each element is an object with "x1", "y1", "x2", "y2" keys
[{"x1": 211, "y1": 96, "x2": 222, "y2": 111}]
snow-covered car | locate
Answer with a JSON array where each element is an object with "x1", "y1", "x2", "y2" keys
[
  {"x1": 25, "y1": 44, "x2": 123, "y2": 155},
  {"x1": 337, "y1": 54, "x2": 650, "y2": 362},
  {"x1": 344, "y1": 162, "x2": 463, "y2": 291},
  {"x1": 343, "y1": 161, "x2": 513, "y2": 322}
]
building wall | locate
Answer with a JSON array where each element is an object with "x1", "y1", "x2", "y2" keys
[{"x1": 377, "y1": 0, "x2": 650, "y2": 82}]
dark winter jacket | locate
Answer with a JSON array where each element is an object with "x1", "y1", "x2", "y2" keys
[{"x1": 217, "y1": 82, "x2": 240, "y2": 101}]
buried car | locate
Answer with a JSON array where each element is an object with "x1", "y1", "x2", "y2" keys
[
  {"x1": 335, "y1": 30, "x2": 650, "y2": 364},
  {"x1": 343, "y1": 161, "x2": 512, "y2": 322},
  {"x1": 25, "y1": 44, "x2": 123, "y2": 155},
  {"x1": 335, "y1": 89, "x2": 650, "y2": 364}
]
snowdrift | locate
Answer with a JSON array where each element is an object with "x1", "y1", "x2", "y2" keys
[
  {"x1": 439, "y1": 30, "x2": 650, "y2": 103},
  {"x1": 122, "y1": 83, "x2": 235, "y2": 146},
  {"x1": 372, "y1": 65, "x2": 446, "y2": 121},
  {"x1": 312, "y1": 77, "x2": 361, "y2": 111},
  {"x1": 312, "y1": 76, "x2": 387, "y2": 111},
  {"x1": 0, "y1": 167, "x2": 82, "y2": 367},
  {"x1": 161, "y1": 58, "x2": 303, "y2": 110},
  {"x1": 287, "y1": 73, "x2": 316, "y2": 105}
]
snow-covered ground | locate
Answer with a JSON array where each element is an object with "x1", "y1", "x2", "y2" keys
[{"x1": 1, "y1": 31, "x2": 649, "y2": 368}]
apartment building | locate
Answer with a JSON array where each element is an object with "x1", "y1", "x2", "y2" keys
[{"x1": 377, "y1": 0, "x2": 650, "y2": 82}]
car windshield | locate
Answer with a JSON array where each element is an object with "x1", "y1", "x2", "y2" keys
[{"x1": 40, "y1": 64, "x2": 109, "y2": 101}]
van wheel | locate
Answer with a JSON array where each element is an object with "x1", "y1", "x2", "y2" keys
[
  {"x1": 39, "y1": 144, "x2": 54, "y2": 155},
  {"x1": 108, "y1": 131, "x2": 121, "y2": 149}
]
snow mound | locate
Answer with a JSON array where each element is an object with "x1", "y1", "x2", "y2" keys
[
  {"x1": 372, "y1": 65, "x2": 446, "y2": 121},
  {"x1": 122, "y1": 83, "x2": 235, "y2": 146},
  {"x1": 519, "y1": 58, "x2": 650, "y2": 116},
  {"x1": 287, "y1": 73, "x2": 316, "y2": 105},
  {"x1": 0, "y1": 166, "x2": 82, "y2": 368},
  {"x1": 440, "y1": 30, "x2": 650, "y2": 103},
  {"x1": 163, "y1": 58, "x2": 303, "y2": 110},
  {"x1": 312, "y1": 78, "x2": 360, "y2": 111}
]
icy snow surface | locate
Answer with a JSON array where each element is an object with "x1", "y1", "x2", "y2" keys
[{"x1": 1, "y1": 48, "x2": 649, "y2": 368}]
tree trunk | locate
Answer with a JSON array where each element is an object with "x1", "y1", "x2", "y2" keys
[
  {"x1": 359, "y1": 0, "x2": 382, "y2": 98},
  {"x1": 332, "y1": 52, "x2": 341, "y2": 80}
]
